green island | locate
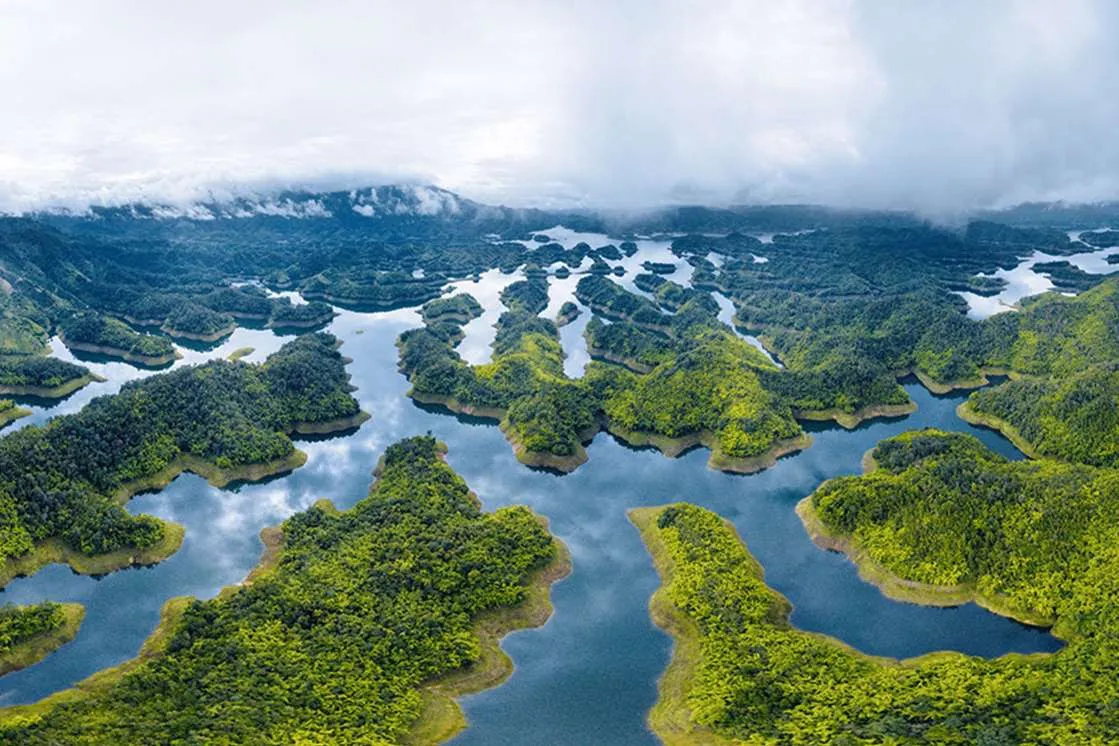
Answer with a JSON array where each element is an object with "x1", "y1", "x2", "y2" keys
[
  {"x1": 0, "y1": 333, "x2": 366, "y2": 588},
  {"x1": 226, "y1": 346, "x2": 255, "y2": 361},
  {"x1": 420, "y1": 293, "x2": 484, "y2": 326},
  {"x1": 0, "y1": 436, "x2": 569, "y2": 745},
  {"x1": 0, "y1": 399, "x2": 30, "y2": 430},
  {"x1": 0, "y1": 602, "x2": 85, "y2": 676},
  {"x1": 60, "y1": 311, "x2": 178, "y2": 367},
  {"x1": 555, "y1": 301, "x2": 580, "y2": 327}
]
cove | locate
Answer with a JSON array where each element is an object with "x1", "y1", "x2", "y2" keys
[{"x1": 0, "y1": 288, "x2": 1059, "y2": 744}]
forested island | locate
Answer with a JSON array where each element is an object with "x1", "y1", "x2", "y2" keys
[
  {"x1": 0, "y1": 602, "x2": 84, "y2": 676},
  {"x1": 0, "y1": 333, "x2": 366, "y2": 587},
  {"x1": 0, "y1": 436, "x2": 568, "y2": 745}
]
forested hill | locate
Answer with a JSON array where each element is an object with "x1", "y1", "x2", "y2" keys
[
  {"x1": 0, "y1": 333, "x2": 364, "y2": 584},
  {"x1": 0, "y1": 436, "x2": 565, "y2": 745}
]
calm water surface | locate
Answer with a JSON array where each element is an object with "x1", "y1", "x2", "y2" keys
[{"x1": 0, "y1": 235, "x2": 1062, "y2": 745}]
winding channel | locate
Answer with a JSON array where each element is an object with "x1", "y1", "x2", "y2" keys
[{"x1": 0, "y1": 235, "x2": 1061, "y2": 745}]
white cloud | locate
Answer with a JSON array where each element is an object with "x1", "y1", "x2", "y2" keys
[{"x1": 0, "y1": 0, "x2": 1116, "y2": 213}]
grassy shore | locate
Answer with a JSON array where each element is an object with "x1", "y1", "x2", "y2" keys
[
  {"x1": 628, "y1": 507, "x2": 744, "y2": 746},
  {"x1": 0, "y1": 372, "x2": 104, "y2": 399},
  {"x1": 0, "y1": 489, "x2": 571, "y2": 745},
  {"x1": 0, "y1": 523, "x2": 185, "y2": 590},
  {"x1": 956, "y1": 401, "x2": 1040, "y2": 458},
  {"x1": 610, "y1": 425, "x2": 812, "y2": 475},
  {"x1": 0, "y1": 403, "x2": 31, "y2": 429},
  {"x1": 795, "y1": 401, "x2": 917, "y2": 429},
  {"x1": 58, "y1": 336, "x2": 179, "y2": 368},
  {"x1": 403, "y1": 524, "x2": 571, "y2": 745},
  {"x1": 0, "y1": 415, "x2": 373, "y2": 590},
  {"x1": 630, "y1": 503, "x2": 1058, "y2": 745},
  {"x1": 0, "y1": 597, "x2": 193, "y2": 723},
  {"x1": 160, "y1": 323, "x2": 236, "y2": 343},
  {"x1": 226, "y1": 346, "x2": 254, "y2": 361},
  {"x1": 0, "y1": 604, "x2": 85, "y2": 677}
]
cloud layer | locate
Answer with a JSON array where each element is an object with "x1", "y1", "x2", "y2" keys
[{"x1": 2, "y1": 0, "x2": 1117, "y2": 213}]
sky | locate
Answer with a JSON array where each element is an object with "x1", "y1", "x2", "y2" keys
[{"x1": 2, "y1": 0, "x2": 1118, "y2": 214}]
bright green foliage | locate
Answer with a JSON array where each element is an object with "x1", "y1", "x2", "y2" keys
[
  {"x1": 0, "y1": 333, "x2": 360, "y2": 567},
  {"x1": 0, "y1": 356, "x2": 89, "y2": 390},
  {"x1": 0, "y1": 603, "x2": 66, "y2": 655},
  {"x1": 993, "y1": 280, "x2": 1119, "y2": 377},
  {"x1": 645, "y1": 497, "x2": 1119, "y2": 744},
  {"x1": 592, "y1": 330, "x2": 800, "y2": 458},
  {"x1": 968, "y1": 364, "x2": 1119, "y2": 467},
  {"x1": 584, "y1": 317, "x2": 676, "y2": 371},
  {"x1": 0, "y1": 436, "x2": 557, "y2": 745},
  {"x1": 61, "y1": 312, "x2": 175, "y2": 359}
]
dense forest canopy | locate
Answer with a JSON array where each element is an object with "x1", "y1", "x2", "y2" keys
[{"x1": 0, "y1": 436, "x2": 561, "y2": 745}]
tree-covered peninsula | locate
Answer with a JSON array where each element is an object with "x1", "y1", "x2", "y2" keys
[
  {"x1": 0, "y1": 436, "x2": 568, "y2": 745},
  {"x1": 60, "y1": 312, "x2": 178, "y2": 367},
  {"x1": 0, "y1": 333, "x2": 366, "y2": 587}
]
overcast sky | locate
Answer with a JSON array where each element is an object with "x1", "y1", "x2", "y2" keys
[{"x1": 2, "y1": 0, "x2": 1118, "y2": 213}]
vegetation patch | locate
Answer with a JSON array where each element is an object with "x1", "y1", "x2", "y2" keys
[{"x1": 0, "y1": 602, "x2": 85, "y2": 677}]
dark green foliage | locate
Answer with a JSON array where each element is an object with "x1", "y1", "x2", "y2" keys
[
  {"x1": 0, "y1": 333, "x2": 360, "y2": 564},
  {"x1": 0, "y1": 356, "x2": 89, "y2": 389},
  {"x1": 1080, "y1": 230, "x2": 1119, "y2": 248},
  {"x1": 0, "y1": 437, "x2": 558, "y2": 744},
  {"x1": 499, "y1": 278, "x2": 550, "y2": 315},
  {"x1": 0, "y1": 603, "x2": 66, "y2": 654},
  {"x1": 420, "y1": 293, "x2": 483, "y2": 324},
  {"x1": 161, "y1": 301, "x2": 234, "y2": 337},
  {"x1": 1032, "y1": 261, "x2": 1114, "y2": 292},
  {"x1": 267, "y1": 299, "x2": 334, "y2": 327},
  {"x1": 641, "y1": 261, "x2": 675, "y2": 275},
  {"x1": 61, "y1": 312, "x2": 174, "y2": 359}
]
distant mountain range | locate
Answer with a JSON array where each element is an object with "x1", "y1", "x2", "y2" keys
[{"x1": 24, "y1": 184, "x2": 1119, "y2": 236}]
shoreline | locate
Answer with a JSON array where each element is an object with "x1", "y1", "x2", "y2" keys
[
  {"x1": 627, "y1": 507, "x2": 754, "y2": 746},
  {"x1": 795, "y1": 401, "x2": 917, "y2": 429},
  {"x1": 0, "y1": 411, "x2": 367, "y2": 590},
  {"x1": 0, "y1": 482, "x2": 571, "y2": 746},
  {"x1": 59, "y1": 336, "x2": 180, "y2": 368},
  {"x1": 412, "y1": 389, "x2": 813, "y2": 476},
  {"x1": 909, "y1": 366, "x2": 1017, "y2": 395},
  {"x1": 955, "y1": 401, "x2": 1041, "y2": 458},
  {"x1": 608, "y1": 424, "x2": 813, "y2": 475},
  {"x1": 0, "y1": 603, "x2": 86, "y2": 677},
  {"x1": 404, "y1": 527, "x2": 572, "y2": 744},
  {"x1": 796, "y1": 489, "x2": 1061, "y2": 633},
  {"x1": 0, "y1": 404, "x2": 31, "y2": 429},
  {"x1": 0, "y1": 523, "x2": 185, "y2": 591},
  {"x1": 0, "y1": 372, "x2": 105, "y2": 399},
  {"x1": 160, "y1": 323, "x2": 237, "y2": 343}
]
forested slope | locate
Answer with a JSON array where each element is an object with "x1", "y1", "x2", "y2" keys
[{"x1": 0, "y1": 333, "x2": 364, "y2": 585}]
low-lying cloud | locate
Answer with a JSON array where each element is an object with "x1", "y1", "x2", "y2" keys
[{"x1": 2, "y1": 0, "x2": 1117, "y2": 214}]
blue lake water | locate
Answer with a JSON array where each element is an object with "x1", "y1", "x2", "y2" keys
[{"x1": 0, "y1": 277, "x2": 1061, "y2": 744}]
